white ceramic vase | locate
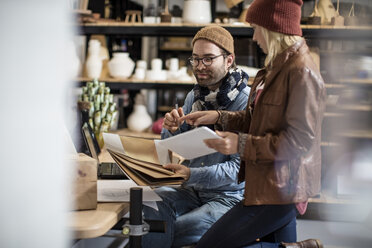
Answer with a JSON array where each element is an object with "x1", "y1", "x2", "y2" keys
[
  {"x1": 108, "y1": 52, "x2": 135, "y2": 79},
  {"x1": 127, "y1": 104, "x2": 153, "y2": 132},
  {"x1": 86, "y1": 40, "x2": 102, "y2": 79},
  {"x1": 183, "y1": 0, "x2": 212, "y2": 24}
]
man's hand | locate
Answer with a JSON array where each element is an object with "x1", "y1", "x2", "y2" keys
[
  {"x1": 204, "y1": 131, "x2": 238, "y2": 155},
  {"x1": 179, "y1": 110, "x2": 219, "y2": 127},
  {"x1": 163, "y1": 163, "x2": 190, "y2": 180},
  {"x1": 162, "y1": 107, "x2": 185, "y2": 132}
]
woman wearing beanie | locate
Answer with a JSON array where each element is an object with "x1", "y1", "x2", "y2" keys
[{"x1": 180, "y1": 0, "x2": 326, "y2": 247}]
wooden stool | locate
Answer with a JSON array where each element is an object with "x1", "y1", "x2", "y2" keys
[{"x1": 124, "y1": 10, "x2": 142, "y2": 23}]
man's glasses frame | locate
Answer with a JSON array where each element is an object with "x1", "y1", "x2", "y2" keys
[{"x1": 188, "y1": 54, "x2": 226, "y2": 67}]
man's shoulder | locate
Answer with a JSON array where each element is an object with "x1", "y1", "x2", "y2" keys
[
  {"x1": 241, "y1": 86, "x2": 251, "y2": 96},
  {"x1": 235, "y1": 86, "x2": 250, "y2": 102}
]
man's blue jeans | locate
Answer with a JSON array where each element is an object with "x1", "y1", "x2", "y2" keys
[
  {"x1": 141, "y1": 186, "x2": 240, "y2": 248},
  {"x1": 195, "y1": 202, "x2": 297, "y2": 248}
]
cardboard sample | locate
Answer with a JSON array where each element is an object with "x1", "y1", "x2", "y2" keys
[
  {"x1": 103, "y1": 127, "x2": 221, "y2": 186},
  {"x1": 69, "y1": 153, "x2": 98, "y2": 210}
]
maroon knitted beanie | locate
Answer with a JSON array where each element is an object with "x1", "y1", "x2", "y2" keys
[{"x1": 245, "y1": 0, "x2": 303, "y2": 36}]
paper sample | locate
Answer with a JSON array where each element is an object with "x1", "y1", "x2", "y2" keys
[
  {"x1": 102, "y1": 127, "x2": 220, "y2": 186},
  {"x1": 155, "y1": 126, "x2": 221, "y2": 164}
]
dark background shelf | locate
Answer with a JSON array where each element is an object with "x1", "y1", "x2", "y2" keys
[{"x1": 77, "y1": 23, "x2": 372, "y2": 40}]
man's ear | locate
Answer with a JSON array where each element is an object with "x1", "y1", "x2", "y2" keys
[{"x1": 226, "y1": 54, "x2": 234, "y2": 69}]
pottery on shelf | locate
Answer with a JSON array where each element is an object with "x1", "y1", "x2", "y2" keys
[
  {"x1": 146, "y1": 70, "x2": 167, "y2": 80},
  {"x1": 160, "y1": 0, "x2": 172, "y2": 23},
  {"x1": 182, "y1": 0, "x2": 211, "y2": 24},
  {"x1": 239, "y1": 3, "x2": 251, "y2": 23},
  {"x1": 146, "y1": 58, "x2": 167, "y2": 80},
  {"x1": 224, "y1": 0, "x2": 244, "y2": 9},
  {"x1": 308, "y1": 0, "x2": 322, "y2": 24},
  {"x1": 136, "y1": 60, "x2": 147, "y2": 70},
  {"x1": 127, "y1": 93, "x2": 153, "y2": 132},
  {"x1": 331, "y1": 0, "x2": 344, "y2": 26},
  {"x1": 86, "y1": 39, "x2": 103, "y2": 79},
  {"x1": 108, "y1": 52, "x2": 135, "y2": 79},
  {"x1": 317, "y1": 0, "x2": 337, "y2": 24},
  {"x1": 345, "y1": 2, "x2": 358, "y2": 26}
]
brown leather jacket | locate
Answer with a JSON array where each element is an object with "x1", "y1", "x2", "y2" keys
[{"x1": 217, "y1": 39, "x2": 326, "y2": 205}]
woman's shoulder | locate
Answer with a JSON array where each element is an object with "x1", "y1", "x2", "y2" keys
[
  {"x1": 287, "y1": 54, "x2": 325, "y2": 90},
  {"x1": 288, "y1": 50, "x2": 320, "y2": 77}
]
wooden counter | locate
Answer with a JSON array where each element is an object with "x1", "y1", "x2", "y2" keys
[{"x1": 67, "y1": 202, "x2": 129, "y2": 239}]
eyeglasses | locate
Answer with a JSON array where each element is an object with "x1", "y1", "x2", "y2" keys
[{"x1": 188, "y1": 54, "x2": 225, "y2": 67}]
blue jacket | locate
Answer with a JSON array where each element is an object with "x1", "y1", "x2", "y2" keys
[{"x1": 161, "y1": 86, "x2": 250, "y2": 199}]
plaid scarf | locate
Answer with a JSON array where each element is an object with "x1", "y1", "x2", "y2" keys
[{"x1": 191, "y1": 68, "x2": 248, "y2": 112}]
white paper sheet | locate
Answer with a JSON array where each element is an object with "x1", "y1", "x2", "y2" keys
[
  {"x1": 102, "y1": 132, "x2": 126, "y2": 155},
  {"x1": 97, "y1": 180, "x2": 162, "y2": 210},
  {"x1": 155, "y1": 126, "x2": 221, "y2": 164}
]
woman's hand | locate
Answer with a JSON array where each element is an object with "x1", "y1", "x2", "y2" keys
[
  {"x1": 163, "y1": 163, "x2": 190, "y2": 180},
  {"x1": 204, "y1": 131, "x2": 239, "y2": 155},
  {"x1": 163, "y1": 107, "x2": 184, "y2": 132},
  {"x1": 179, "y1": 110, "x2": 219, "y2": 127}
]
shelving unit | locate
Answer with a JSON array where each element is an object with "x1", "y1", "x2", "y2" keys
[
  {"x1": 77, "y1": 22, "x2": 372, "y2": 39},
  {"x1": 77, "y1": 77, "x2": 196, "y2": 90}
]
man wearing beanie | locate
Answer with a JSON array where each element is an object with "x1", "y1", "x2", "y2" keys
[
  {"x1": 182, "y1": 1, "x2": 326, "y2": 248},
  {"x1": 141, "y1": 25, "x2": 250, "y2": 248}
]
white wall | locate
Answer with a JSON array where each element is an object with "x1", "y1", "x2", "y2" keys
[{"x1": 0, "y1": 1, "x2": 72, "y2": 247}]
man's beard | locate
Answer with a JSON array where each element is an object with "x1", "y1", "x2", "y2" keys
[{"x1": 193, "y1": 66, "x2": 227, "y2": 88}]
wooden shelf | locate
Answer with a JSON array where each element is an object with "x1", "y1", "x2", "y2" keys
[
  {"x1": 320, "y1": 49, "x2": 372, "y2": 55},
  {"x1": 340, "y1": 129, "x2": 372, "y2": 139},
  {"x1": 300, "y1": 192, "x2": 364, "y2": 222},
  {"x1": 337, "y1": 78, "x2": 372, "y2": 86},
  {"x1": 324, "y1": 112, "x2": 344, "y2": 117},
  {"x1": 158, "y1": 105, "x2": 173, "y2": 112},
  {"x1": 77, "y1": 76, "x2": 195, "y2": 84},
  {"x1": 338, "y1": 104, "x2": 372, "y2": 111},
  {"x1": 76, "y1": 22, "x2": 372, "y2": 39},
  {"x1": 76, "y1": 77, "x2": 196, "y2": 90},
  {"x1": 76, "y1": 77, "x2": 254, "y2": 90},
  {"x1": 72, "y1": 9, "x2": 92, "y2": 15},
  {"x1": 321, "y1": 141, "x2": 340, "y2": 147},
  {"x1": 308, "y1": 192, "x2": 357, "y2": 205},
  {"x1": 160, "y1": 46, "x2": 192, "y2": 51},
  {"x1": 325, "y1": 83, "x2": 345, "y2": 89}
]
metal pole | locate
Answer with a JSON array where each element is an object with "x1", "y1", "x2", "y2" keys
[{"x1": 129, "y1": 187, "x2": 143, "y2": 248}]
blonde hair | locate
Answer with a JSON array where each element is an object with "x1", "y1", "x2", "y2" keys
[{"x1": 259, "y1": 26, "x2": 303, "y2": 67}]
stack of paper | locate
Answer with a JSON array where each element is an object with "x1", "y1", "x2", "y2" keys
[
  {"x1": 97, "y1": 180, "x2": 162, "y2": 210},
  {"x1": 103, "y1": 127, "x2": 221, "y2": 186}
]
